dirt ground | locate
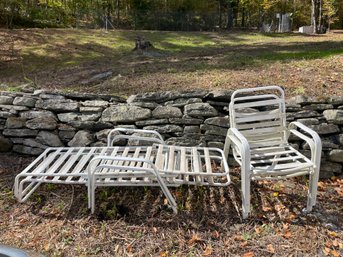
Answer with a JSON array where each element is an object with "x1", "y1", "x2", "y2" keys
[
  {"x1": 0, "y1": 152, "x2": 342, "y2": 256},
  {"x1": 0, "y1": 29, "x2": 342, "y2": 97}
]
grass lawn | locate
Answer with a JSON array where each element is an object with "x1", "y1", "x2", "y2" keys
[{"x1": 0, "y1": 29, "x2": 342, "y2": 97}]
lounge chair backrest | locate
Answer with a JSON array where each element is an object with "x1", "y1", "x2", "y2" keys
[{"x1": 229, "y1": 86, "x2": 287, "y2": 148}]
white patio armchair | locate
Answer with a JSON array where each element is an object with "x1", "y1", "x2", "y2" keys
[{"x1": 224, "y1": 86, "x2": 322, "y2": 219}]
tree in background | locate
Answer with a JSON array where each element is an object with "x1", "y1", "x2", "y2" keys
[{"x1": 0, "y1": 0, "x2": 342, "y2": 31}]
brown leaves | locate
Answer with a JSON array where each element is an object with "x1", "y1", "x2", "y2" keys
[
  {"x1": 267, "y1": 244, "x2": 275, "y2": 253},
  {"x1": 188, "y1": 233, "x2": 203, "y2": 246},
  {"x1": 243, "y1": 252, "x2": 254, "y2": 257},
  {"x1": 202, "y1": 245, "x2": 213, "y2": 256}
]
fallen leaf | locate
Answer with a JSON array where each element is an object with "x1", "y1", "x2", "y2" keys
[
  {"x1": 328, "y1": 231, "x2": 338, "y2": 238},
  {"x1": 317, "y1": 181, "x2": 326, "y2": 190},
  {"x1": 267, "y1": 244, "x2": 275, "y2": 253},
  {"x1": 273, "y1": 192, "x2": 279, "y2": 197},
  {"x1": 211, "y1": 230, "x2": 220, "y2": 239},
  {"x1": 323, "y1": 247, "x2": 331, "y2": 256},
  {"x1": 159, "y1": 251, "x2": 168, "y2": 257},
  {"x1": 240, "y1": 241, "x2": 248, "y2": 247},
  {"x1": 331, "y1": 250, "x2": 340, "y2": 257},
  {"x1": 127, "y1": 244, "x2": 132, "y2": 253},
  {"x1": 202, "y1": 245, "x2": 213, "y2": 256},
  {"x1": 283, "y1": 231, "x2": 292, "y2": 239},
  {"x1": 283, "y1": 223, "x2": 290, "y2": 229},
  {"x1": 262, "y1": 206, "x2": 272, "y2": 212},
  {"x1": 44, "y1": 243, "x2": 50, "y2": 251},
  {"x1": 243, "y1": 252, "x2": 254, "y2": 257},
  {"x1": 188, "y1": 233, "x2": 202, "y2": 245},
  {"x1": 254, "y1": 227, "x2": 262, "y2": 234}
]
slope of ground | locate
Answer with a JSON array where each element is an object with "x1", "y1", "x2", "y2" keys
[{"x1": 0, "y1": 29, "x2": 342, "y2": 97}]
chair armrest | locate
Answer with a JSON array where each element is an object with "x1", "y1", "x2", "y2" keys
[
  {"x1": 87, "y1": 156, "x2": 159, "y2": 176},
  {"x1": 107, "y1": 128, "x2": 165, "y2": 147},
  {"x1": 225, "y1": 128, "x2": 251, "y2": 162},
  {"x1": 288, "y1": 121, "x2": 322, "y2": 164}
]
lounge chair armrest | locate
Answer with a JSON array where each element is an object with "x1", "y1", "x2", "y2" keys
[
  {"x1": 87, "y1": 155, "x2": 161, "y2": 178},
  {"x1": 107, "y1": 128, "x2": 165, "y2": 147},
  {"x1": 288, "y1": 121, "x2": 322, "y2": 163}
]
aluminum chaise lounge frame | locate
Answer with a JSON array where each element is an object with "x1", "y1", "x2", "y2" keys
[
  {"x1": 14, "y1": 128, "x2": 230, "y2": 214},
  {"x1": 224, "y1": 86, "x2": 322, "y2": 219}
]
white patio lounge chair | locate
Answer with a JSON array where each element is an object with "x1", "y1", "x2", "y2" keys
[
  {"x1": 14, "y1": 128, "x2": 230, "y2": 214},
  {"x1": 224, "y1": 86, "x2": 322, "y2": 219}
]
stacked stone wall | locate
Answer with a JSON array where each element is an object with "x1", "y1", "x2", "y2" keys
[{"x1": 0, "y1": 90, "x2": 342, "y2": 178}]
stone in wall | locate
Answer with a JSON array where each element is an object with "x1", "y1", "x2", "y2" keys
[
  {"x1": 184, "y1": 103, "x2": 218, "y2": 117},
  {"x1": 0, "y1": 111, "x2": 12, "y2": 118},
  {"x1": 208, "y1": 141, "x2": 224, "y2": 149},
  {"x1": 3, "y1": 129, "x2": 38, "y2": 137},
  {"x1": 205, "y1": 90, "x2": 233, "y2": 102},
  {"x1": 200, "y1": 124, "x2": 228, "y2": 137},
  {"x1": 329, "y1": 96, "x2": 343, "y2": 105},
  {"x1": 36, "y1": 131, "x2": 63, "y2": 147},
  {"x1": 20, "y1": 110, "x2": 56, "y2": 120},
  {"x1": 68, "y1": 131, "x2": 94, "y2": 147},
  {"x1": 129, "y1": 102, "x2": 160, "y2": 109},
  {"x1": 58, "y1": 112, "x2": 102, "y2": 123},
  {"x1": 323, "y1": 110, "x2": 343, "y2": 125},
  {"x1": 329, "y1": 150, "x2": 343, "y2": 163},
  {"x1": 80, "y1": 106, "x2": 103, "y2": 112},
  {"x1": 136, "y1": 119, "x2": 169, "y2": 126},
  {"x1": 303, "y1": 104, "x2": 334, "y2": 111},
  {"x1": 81, "y1": 100, "x2": 109, "y2": 107},
  {"x1": 0, "y1": 96, "x2": 13, "y2": 105},
  {"x1": 152, "y1": 106, "x2": 182, "y2": 118},
  {"x1": 35, "y1": 99, "x2": 78, "y2": 112},
  {"x1": 169, "y1": 116, "x2": 203, "y2": 125},
  {"x1": 166, "y1": 137, "x2": 205, "y2": 146},
  {"x1": 12, "y1": 145, "x2": 44, "y2": 155},
  {"x1": 184, "y1": 126, "x2": 200, "y2": 134},
  {"x1": 309, "y1": 123, "x2": 340, "y2": 135},
  {"x1": 143, "y1": 125, "x2": 183, "y2": 134},
  {"x1": 319, "y1": 161, "x2": 342, "y2": 178},
  {"x1": 26, "y1": 117, "x2": 57, "y2": 130},
  {"x1": 5, "y1": 117, "x2": 26, "y2": 129},
  {"x1": 204, "y1": 117, "x2": 230, "y2": 128},
  {"x1": 102, "y1": 105, "x2": 151, "y2": 123},
  {"x1": 286, "y1": 104, "x2": 302, "y2": 112},
  {"x1": 22, "y1": 138, "x2": 48, "y2": 149},
  {"x1": 13, "y1": 97, "x2": 36, "y2": 107},
  {"x1": 164, "y1": 98, "x2": 202, "y2": 107},
  {"x1": 69, "y1": 121, "x2": 112, "y2": 131},
  {"x1": 294, "y1": 110, "x2": 321, "y2": 119},
  {"x1": 127, "y1": 90, "x2": 208, "y2": 103},
  {"x1": 59, "y1": 130, "x2": 76, "y2": 142},
  {"x1": 296, "y1": 118, "x2": 320, "y2": 126}
]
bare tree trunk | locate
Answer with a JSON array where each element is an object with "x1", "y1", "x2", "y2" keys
[
  {"x1": 241, "y1": 7, "x2": 245, "y2": 28},
  {"x1": 227, "y1": 0, "x2": 233, "y2": 29},
  {"x1": 318, "y1": 0, "x2": 322, "y2": 31},
  {"x1": 311, "y1": 0, "x2": 317, "y2": 33},
  {"x1": 219, "y1": 1, "x2": 222, "y2": 29},
  {"x1": 116, "y1": 0, "x2": 120, "y2": 27}
]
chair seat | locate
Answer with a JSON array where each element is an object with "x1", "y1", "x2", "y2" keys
[{"x1": 15, "y1": 145, "x2": 230, "y2": 202}]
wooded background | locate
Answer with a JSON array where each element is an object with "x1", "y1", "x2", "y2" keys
[{"x1": 1, "y1": 0, "x2": 343, "y2": 31}]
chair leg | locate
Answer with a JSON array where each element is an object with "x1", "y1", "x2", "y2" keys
[
  {"x1": 223, "y1": 136, "x2": 232, "y2": 160},
  {"x1": 306, "y1": 167, "x2": 320, "y2": 211},
  {"x1": 241, "y1": 163, "x2": 251, "y2": 219}
]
